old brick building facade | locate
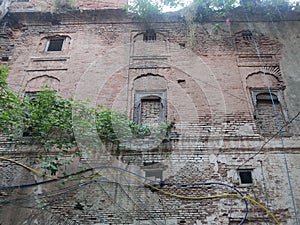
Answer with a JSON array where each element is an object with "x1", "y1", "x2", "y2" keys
[{"x1": 0, "y1": 0, "x2": 300, "y2": 224}]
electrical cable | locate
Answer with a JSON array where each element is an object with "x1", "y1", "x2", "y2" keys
[
  {"x1": 237, "y1": 110, "x2": 300, "y2": 169},
  {"x1": 0, "y1": 180, "x2": 93, "y2": 206},
  {"x1": 86, "y1": 169, "x2": 165, "y2": 225},
  {"x1": 0, "y1": 156, "x2": 57, "y2": 179},
  {"x1": 10, "y1": 181, "x2": 94, "y2": 212},
  {"x1": 0, "y1": 161, "x2": 152, "y2": 214},
  {"x1": 243, "y1": 10, "x2": 299, "y2": 225},
  {"x1": 0, "y1": 4, "x2": 288, "y2": 224},
  {"x1": 116, "y1": 172, "x2": 166, "y2": 225},
  {"x1": 93, "y1": 180, "x2": 138, "y2": 224},
  {"x1": 244, "y1": 196, "x2": 280, "y2": 225},
  {"x1": 73, "y1": 168, "x2": 282, "y2": 225},
  {"x1": 92, "y1": 170, "x2": 248, "y2": 225},
  {"x1": 0, "y1": 156, "x2": 93, "y2": 188},
  {"x1": 0, "y1": 158, "x2": 281, "y2": 225},
  {"x1": 105, "y1": 171, "x2": 281, "y2": 225},
  {"x1": 109, "y1": 178, "x2": 164, "y2": 225}
]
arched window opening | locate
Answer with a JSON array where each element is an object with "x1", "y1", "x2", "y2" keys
[
  {"x1": 143, "y1": 29, "x2": 156, "y2": 42},
  {"x1": 133, "y1": 74, "x2": 167, "y2": 125},
  {"x1": 242, "y1": 31, "x2": 253, "y2": 41},
  {"x1": 40, "y1": 35, "x2": 71, "y2": 53},
  {"x1": 254, "y1": 92, "x2": 288, "y2": 136}
]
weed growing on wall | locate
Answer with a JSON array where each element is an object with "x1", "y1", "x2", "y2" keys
[{"x1": 125, "y1": 0, "x2": 294, "y2": 47}]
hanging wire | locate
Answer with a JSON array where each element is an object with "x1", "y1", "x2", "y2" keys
[
  {"x1": 0, "y1": 157, "x2": 283, "y2": 224},
  {"x1": 237, "y1": 110, "x2": 300, "y2": 169},
  {"x1": 243, "y1": 11, "x2": 299, "y2": 225}
]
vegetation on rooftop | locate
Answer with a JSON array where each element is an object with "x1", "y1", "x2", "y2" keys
[{"x1": 126, "y1": 0, "x2": 299, "y2": 20}]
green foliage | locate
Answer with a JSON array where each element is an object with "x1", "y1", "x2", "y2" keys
[
  {"x1": 94, "y1": 109, "x2": 174, "y2": 145},
  {"x1": 22, "y1": 90, "x2": 173, "y2": 150},
  {"x1": 161, "y1": 0, "x2": 182, "y2": 8},
  {"x1": 95, "y1": 108, "x2": 121, "y2": 144},
  {"x1": 0, "y1": 66, "x2": 23, "y2": 134},
  {"x1": 124, "y1": 0, "x2": 297, "y2": 37},
  {"x1": 186, "y1": 0, "x2": 293, "y2": 21},
  {"x1": 0, "y1": 66, "x2": 175, "y2": 173},
  {"x1": 125, "y1": 0, "x2": 187, "y2": 20},
  {"x1": 23, "y1": 89, "x2": 75, "y2": 151},
  {"x1": 125, "y1": 0, "x2": 162, "y2": 20},
  {"x1": 126, "y1": 0, "x2": 295, "y2": 21}
]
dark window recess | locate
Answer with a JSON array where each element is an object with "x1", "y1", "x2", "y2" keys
[
  {"x1": 145, "y1": 169, "x2": 163, "y2": 180},
  {"x1": 143, "y1": 30, "x2": 156, "y2": 42},
  {"x1": 23, "y1": 92, "x2": 39, "y2": 137},
  {"x1": 242, "y1": 31, "x2": 253, "y2": 41},
  {"x1": 238, "y1": 170, "x2": 253, "y2": 184},
  {"x1": 23, "y1": 125, "x2": 33, "y2": 137},
  {"x1": 24, "y1": 91, "x2": 39, "y2": 99},
  {"x1": 74, "y1": 202, "x2": 84, "y2": 210},
  {"x1": 47, "y1": 38, "x2": 64, "y2": 51},
  {"x1": 1, "y1": 56, "x2": 9, "y2": 61},
  {"x1": 256, "y1": 93, "x2": 278, "y2": 101},
  {"x1": 255, "y1": 93, "x2": 287, "y2": 136},
  {"x1": 177, "y1": 79, "x2": 186, "y2": 84},
  {"x1": 179, "y1": 42, "x2": 186, "y2": 48}
]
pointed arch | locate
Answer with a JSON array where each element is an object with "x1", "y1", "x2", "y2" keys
[
  {"x1": 26, "y1": 75, "x2": 60, "y2": 92},
  {"x1": 133, "y1": 74, "x2": 167, "y2": 124},
  {"x1": 246, "y1": 71, "x2": 283, "y2": 88}
]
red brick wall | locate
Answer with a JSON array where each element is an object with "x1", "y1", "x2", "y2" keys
[
  {"x1": 1, "y1": 8, "x2": 300, "y2": 225},
  {"x1": 9, "y1": 0, "x2": 128, "y2": 12},
  {"x1": 78, "y1": 0, "x2": 127, "y2": 10}
]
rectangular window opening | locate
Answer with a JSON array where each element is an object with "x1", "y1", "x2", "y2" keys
[
  {"x1": 242, "y1": 32, "x2": 253, "y2": 41},
  {"x1": 46, "y1": 38, "x2": 64, "y2": 52},
  {"x1": 145, "y1": 169, "x2": 163, "y2": 181},
  {"x1": 238, "y1": 170, "x2": 253, "y2": 184},
  {"x1": 143, "y1": 30, "x2": 156, "y2": 42}
]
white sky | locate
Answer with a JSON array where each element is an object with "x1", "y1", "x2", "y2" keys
[
  {"x1": 162, "y1": 0, "x2": 193, "y2": 12},
  {"x1": 162, "y1": 0, "x2": 299, "y2": 12}
]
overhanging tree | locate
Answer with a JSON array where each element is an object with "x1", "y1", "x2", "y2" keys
[{"x1": 126, "y1": 0, "x2": 297, "y2": 19}]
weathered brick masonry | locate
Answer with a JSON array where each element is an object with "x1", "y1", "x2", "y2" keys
[{"x1": 0, "y1": 1, "x2": 300, "y2": 224}]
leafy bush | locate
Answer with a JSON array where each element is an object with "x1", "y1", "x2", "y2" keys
[{"x1": 0, "y1": 66, "x2": 175, "y2": 173}]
